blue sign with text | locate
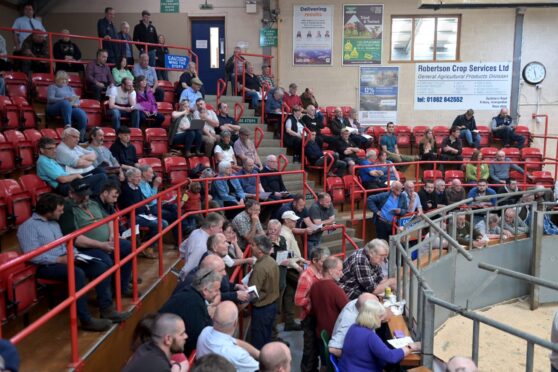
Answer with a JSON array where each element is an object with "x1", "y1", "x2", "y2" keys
[{"x1": 165, "y1": 54, "x2": 190, "y2": 70}]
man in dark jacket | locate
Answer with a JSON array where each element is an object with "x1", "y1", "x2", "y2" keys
[
  {"x1": 96, "y1": 7, "x2": 118, "y2": 63},
  {"x1": 452, "y1": 109, "x2": 480, "y2": 149},
  {"x1": 133, "y1": 10, "x2": 159, "y2": 66},
  {"x1": 305, "y1": 131, "x2": 346, "y2": 177},
  {"x1": 53, "y1": 29, "x2": 83, "y2": 72},
  {"x1": 367, "y1": 181, "x2": 408, "y2": 241},
  {"x1": 418, "y1": 180, "x2": 438, "y2": 213}
]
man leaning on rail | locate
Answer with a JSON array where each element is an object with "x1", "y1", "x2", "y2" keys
[{"x1": 18, "y1": 193, "x2": 130, "y2": 332}]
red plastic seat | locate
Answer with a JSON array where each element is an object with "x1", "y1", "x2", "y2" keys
[
  {"x1": 67, "y1": 73, "x2": 84, "y2": 97},
  {"x1": 23, "y1": 128, "x2": 42, "y2": 153},
  {"x1": 502, "y1": 147, "x2": 521, "y2": 161},
  {"x1": 11, "y1": 97, "x2": 37, "y2": 129},
  {"x1": 31, "y1": 73, "x2": 54, "y2": 103},
  {"x1": 326, "y1": 177, "x2": 345, "y2": 205},
  {"x1": 157, "y1": 102, "x2": 173, "y2": 129},
  {"x1": 157, "y1": 80, "x2": 175, "y2": 103},
  {"x1": 531, "y1": 171, "x2": 554, "y2": 188},
  {"x1": 423, "y1": 170, "x2": 443, "y2": 182},
  {"x1": 138, "y1": 157, "x2": 163, "y2": 175},
  {"x1": 18, "y1": 174, "x2": 52, "y2": 206},
  {"x1": 515, "y1": 125, "x2": 530, "y2": 145},
  {"x1": 444, "y1": 170, "x2": 464, "y2": 183},
  {"x1": 0, "y1": 179, "x2": 32, "y2": 226},
  {"x1": 433, "y1": 126, "x2": 449, "y2": 147},
  {"x1": 397, "y1": 171, "x2": 406, "y2": 184},
  {"x1": 164, "y1": 156, "x2": 189, "y2": 185},
  {"x1": 145, "y1": 128, "x2": 169, "y2": 157},
  {"x1": 412, "y1": 125, "x2": 429, "y2": 145},
  {"x1": 39, "y1": 128, "x2": 61, "y2": 143},
  {"x1": 79, "y1": 99, "x2": 102, "y2": 128},
  {"x1": 521, "y1": 148, "x2": 542, "y2": 171},
  {"x1": 3, "y1": 72, "x2": 29, "y2": 99},
  {"x1": 101, "y1": 127, "x2": 116, "y2": 148},
  {"x1": 342, "y1": 175, "x2": 364, "y2": 202},
  {"x1": 395, "y1": 126, "x2": 412, "y2": 148},
  {"x1": 325, "y1": 106, "x2": 336, "y2": 124},
  {"x1": 0, "y1": 96, "x2": 20, "y2": 130},
  {"x1": 373, "y1": 126, "x2": 386, "y2": 142},
  {"x1": 476, "y1": 125, "x2": 491, "y2": 147},
  {"x1": 129, "y1": 128, "x2": 144, "y2": 156},
  {"x1": 3, "y1": 130, "x2": 34, "y2": 170},
  {"x1": 0, "y1": 134, "x2": 17, "y2": 175},
  {"x1": 341, "y1": 106, "x2": 352, "y2": 118},
  {"x1": 480, "y1": 147, "x2": 498, "y2": 160},
  {"x1": 461, "y1": 147, "x2": 476, "y2": 161},
  {"x1": 0, "y1": 252, "x2": 38, "y2": 317},
  {"x1": 187, "y1": 156, "x2": 211, "y2": 171}
]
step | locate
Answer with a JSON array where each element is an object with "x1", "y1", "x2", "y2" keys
[
  {"x1": 205, "y1": 94, "x2": 243, "y2": 104},
  {"x1": 257, "y1": 146, "x2": 286, "y2": 157}
]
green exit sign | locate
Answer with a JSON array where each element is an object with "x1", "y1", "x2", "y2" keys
[
  {"x1": 238, "y1": 117, "x2": 259, "y2": 124},
  {"x1": 260, "y1": 28, "x2": 278, "y2": 47},
  {"x1": 161, "y1": 0, "x2": 179, "y2": 13}
]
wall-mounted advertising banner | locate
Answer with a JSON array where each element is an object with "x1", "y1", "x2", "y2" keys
[
  {"x1": 359, "y1": 66, "x2": 399, "y2": 124},
  {"x1": 342, "y1": 4, "x2": 383, "y2": 65},
  {"x1": 293, "y1": 5, "x2": 333, "y2": 66},
  {"x1": 414, "y1": 62, "x2": 512, "y2": 110}
]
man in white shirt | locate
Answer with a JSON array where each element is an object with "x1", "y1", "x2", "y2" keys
[
  {"x1": 12, "y1": 3, "x2": 46, "y2": 48},
  {"x1": 328, "y1": 292, "x2": 379, "y2": 357},
  {"x1": 107, "y1": 77, "x2": 139, "y2": 130},
  {"x1": 56, "y1": 127, "x2": 97, "y2": 174},
  {"x1": 197, "y1": 301, "x2": 260, "y2": 372},
  {"x1": 179, "y1": 212, "x2": 224, "y2": 279},
  {"x1": 193, "y1": 98, "x2": 220, "y2": 156}
]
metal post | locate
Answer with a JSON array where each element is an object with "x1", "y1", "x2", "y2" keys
[
  {"x1": 510, "y1": 8, "x2": 525, "y2": 120},
  {"x1": 421, "y1": 290, "x2": 435, "y2": 368},
  {"x1": 530, "y1": 209, "x2": 544, "y2": 310},
  {"x1": 526, "y1": 341, "x2": 534, "y2": 372},
  {"x1": 472, "y1": 319, "x2": 480, "y2": 365}
]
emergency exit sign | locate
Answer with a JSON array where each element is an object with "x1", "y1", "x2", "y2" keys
[{"x1": 161, "y1": 0, "x2": 179, "y2": 13}]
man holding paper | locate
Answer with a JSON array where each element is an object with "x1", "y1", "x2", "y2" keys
[{"x1": 18, "y1": 193, "x2": 129, "y2": 332}]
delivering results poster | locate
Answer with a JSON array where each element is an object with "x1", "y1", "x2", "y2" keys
[{"x1": 293, "y1": 5, "x2": 333, "y2": 66}]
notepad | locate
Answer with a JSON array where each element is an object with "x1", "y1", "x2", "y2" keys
[{"x1": 387, "y1": 336, "x2": 414, "y2": 349}]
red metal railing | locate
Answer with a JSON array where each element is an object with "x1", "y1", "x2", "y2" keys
[
  {"x1": 260, "y1": 84, "x2": 271, "y2": 124},
  {"x1": 234, "y1": 102, "x2": 245, "y2": 123},
  {"x1": 0, "y1": 26, "x2": 198, "y2": 76},
  {"x1": 301, "y1": 127, "x2": 335, "y2": 189},
  {"x1": 254, "y1": 126, "x2": 264, "y2": 149},
  {"x1": 279, "y1": 103, "x2": 291, "y2": 147},
  {"x1": 216, "y1": 78, "x2": 227, "y2": 108},
  {"x1": 0, "y1": 168, "x2": 316, "y2": 368},
  {"x1": 351, "y1": 158, "x2": 558, "y2": 241}
]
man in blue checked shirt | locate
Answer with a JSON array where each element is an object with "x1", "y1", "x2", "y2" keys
[{"x1": 17, "y1": 193, "x2": 129, "y2": 332}]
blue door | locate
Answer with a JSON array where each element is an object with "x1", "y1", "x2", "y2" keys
[{"x1": 191, "y1": 19, "x2": 225, "y2": 95}]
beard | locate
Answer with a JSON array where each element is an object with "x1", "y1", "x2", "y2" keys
[{"x1": 169, "y1": 339, "x2": 184, "y2": 354}]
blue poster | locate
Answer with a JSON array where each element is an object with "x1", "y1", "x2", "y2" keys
[
  {"x1": 165, "y1": 54, "x2": 190, "y2": 70},
  {"x1": 359, "y1": 66, "x2": 399, "y2": 125}
]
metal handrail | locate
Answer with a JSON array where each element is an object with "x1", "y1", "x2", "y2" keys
[
  {"x1": 1, "y1": 168, "x2": 312, "y2": 367},
  {"x1": 216, "y1": 78, "x2": 227, "y2": 107},
  {"x1": 254, "y1": 126, "x2": 264, "y2": 149},
  {"x1": 233, "y1": 102, "x2": 245, "y2": 123},
  {"x1": 0, "y1": 26, "x2": 198, "y2": 76}
]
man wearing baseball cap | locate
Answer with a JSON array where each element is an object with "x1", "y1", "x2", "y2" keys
[{"x1": 179, "y1": 77, "x2": 204, "y2": 110}]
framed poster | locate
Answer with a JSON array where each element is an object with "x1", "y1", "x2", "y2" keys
[
  {"x1": 293, "y1": 5, "x2": 333, "y2": 66},
  {"x1": 359, "y1": 66, "x2": 399, "y2": 125},
  {"x1": 342, "y1": 4, "x2": 383, "y2": 65},
  {"x1": 414, "y1": 62, "x2": 512, "y2": 110}
]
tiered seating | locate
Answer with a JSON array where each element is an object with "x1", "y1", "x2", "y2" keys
[
  {"x1": 0, "y1": 252, "x2": 38, "y2": 318},
  {"x1": 521, "y1": 148, "x2": 542, "y2": 171},
  {"x1": 502, "y1": 147, "x2": 521, "y2": 161},
  {"x1": 3, "y1": 130, "x2": 35, "y2": 170},
  {"x1": 412, "y1": 126, "x2": 428, "y2": 147},
  {"x1": 515, "y1": 125, "x2": 530, "y2": 145},
  {"x1": 101, "y1": 127, "x2": 117, "y2": 148},
  {"x1": 138, "y1": 157, "x2": 163, "y2": 175},
  {"x1": 444, "y1": 170, "x2": 464, "y2": 183},
  {"x1": 67, "y1": 73, "x2": 83, "y2": 97},
  {"x1": 476, "y1": 125, "x2": 491, "y2": 146},
  {"x1": 23, "y1": 129, "x2": 42, "y2": 152},
  {"x1": 423, "y1": 170, "x2": 443, "y2": 182},
  {"x1": 0, "y1": 96, "x2": 22, "y2": 130},
  {"x1": 157, "y1": 102, "x2": 173, "y2": 129},
  {"x1": 432, "y1": 126, "x2": 448, "y2": 147},
  {"x1": 18, "y1": 174, "x2": 52, "y2": 206},
  {"x1": 0, "y1": 133, "x2": 17, "y2": 174},
  {"x1": 3, "y1": 72, "x2": 29, "y2": 99},
  {"x1": 145, "y1": 128, "x2": 169, "y2": 157},
  {"x1": 326, "y1": 177, "x2": 345, "y2": 206},
  {"x1": 342, "y1": 175, "x2": 364, "y2": 204},
  {"x1": 129, "y1": 128, "x2": 144, "y2": 156},
  {"x1": 481, "y1": 147, "x2": 498, "y2": 160},
  {"x1": 158, "y1": 80, "x2": 175, "y2": 103},
  {"x1": 40, "y1": 128, "x2": 61, "y2": 142},
  {"x1": 80, "y1": 99, "x2": 103, "y2": 128},
  {"x1": 0, "y1": 179, "x2": 33, "y2": 227},
  {"x1": 531, "y1": 171, "x2": 554, "y2": 187},
  {"x1": 186, "y1": 156, "x2": 211, "y2": 171},
  {"x1": 395, "y1": 126, "x2": 412, "y2": 148},
  {"x1": 461, "y1": 147, "x2": 475, "y2": 161},
  {"x1": 164, "y1": 157, "x2": 189, "y2": 185}
]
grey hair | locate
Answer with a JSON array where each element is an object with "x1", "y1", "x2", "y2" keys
[
  {"x1": 61, "y1": 126, "x2": 80, "y2": 139},
  {"x1": 322, "y1": 256, "x2": 342, "y2": 274},
  {"x1": 253, "y1": 235, "x2": 273, "y2": 255},
  {"x1": 137, "y1": 164, "x2": 152, "y2": 174},
  {"x1": 151, "y1": 313, "x2": 183, "y2": 341},
  {"x1": 201, "y1": 212, "x2": 224, "y2": 229},
  {"x1": 192, "y1": 267, "x2": 222, "y2": 292},
  {"x1": 125, "y1": 167, "x2": 141, "y2": 179},
  {"x1": 120, "y1": 21, "x2": 129, "y2": 28},
  {"x1": 267, "y1": 219, "x2": 281, "y2": 229},
  {"x1": 364, "y1": 239, "x2": 389, "y2": 255},
  {"x1": 309, "y1": 247, "x2": 330, "y2": 261}
]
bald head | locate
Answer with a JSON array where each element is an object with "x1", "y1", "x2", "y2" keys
[
  {"x1": 259, "y1": 342, "x2": 292, "y2": 372},
  {"x1": 451, "y1": 179, "x2": 462, "y2": 189},
  {"x1": 446, "y1": 356, "x2": 478, "y2": 372},
  {"x1": 199, "y1": 254, "x2": 225, "y2": 276},
  {"x1": 213, "y1": 301, "x2": 238, "y2": 334},
  {"x1": 356, "y1": 292, "x2": 379, "y2": 311}
]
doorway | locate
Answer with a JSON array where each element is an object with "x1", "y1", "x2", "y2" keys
[{"x1": 190, "y1": 18, "x2": 225, "y2": 96}]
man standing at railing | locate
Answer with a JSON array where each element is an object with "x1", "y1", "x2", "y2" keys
[
  {"x1": 133, "y1": 10, "x2": 159, "y2": 67},
  {"x1": 97, "y1": 7, "x2": 118, "y2": 64},
  {"x1": 367, "y1": 181, "x2": 408, "y2": 241},
  {"x1": 12, "y1": 3, "x2": 45, "y2": 49},
  {"x1": 18, "y1": 193, "x2": 128, "y2": 332},
  {"x1": 225, "y1": 46, "x2": 245, "y2": 91},
  {"x1": 249, "y1": 236, "x2": 280, "y2": 350},
  {"x1": 18, "y1": 32, "x2": 49, "y2": 74}
]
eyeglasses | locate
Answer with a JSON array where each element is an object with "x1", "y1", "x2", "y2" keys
[{"x1": 43, "y1": 146, "x2": 56, "y2": 150}]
